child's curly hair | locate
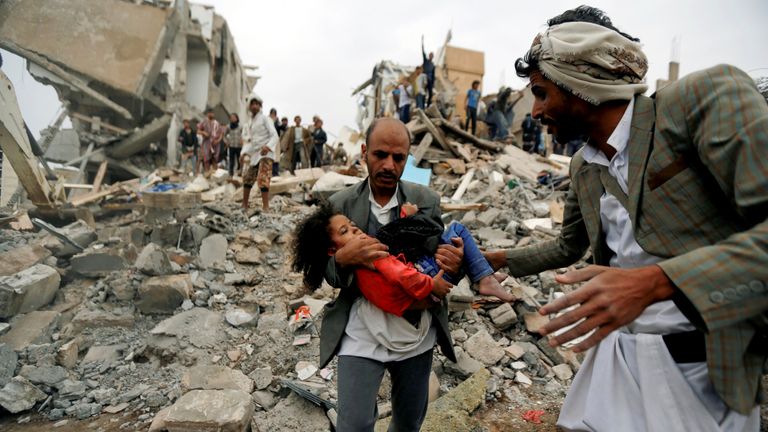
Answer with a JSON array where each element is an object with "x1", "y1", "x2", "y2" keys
[{"x1": 292, "y1": 201, "x2": 337, "y2": 290}]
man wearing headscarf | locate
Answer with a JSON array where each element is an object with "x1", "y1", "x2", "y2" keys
[{"x1": 483, "y1": 6, "x2": 767, "y2": 431}]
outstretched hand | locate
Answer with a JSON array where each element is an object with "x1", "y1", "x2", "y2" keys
[
  {"x1": 334, "y1": 234, "x2": 388, "y2": 271},
  {"x1": 538, "y1": 265, "x2": 675, "y2": 353}
]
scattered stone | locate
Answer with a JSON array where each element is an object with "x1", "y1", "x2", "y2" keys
[
  {"x1": 70, "y1": 310, "x2": 134, "y2": 333},
  {"x1": 225, "y1": 308, "x2": 259, "y2": 327},
  {"x1": 56, "y1": 379, "x2": 87, "y2": 400},
  {"x1": 199, "y1": 234, "x2": 227, "y2": 269},
  {"x1": 319, "y1": 367, "x2": 333, "y2": 381},
  {"x1": 524, "y1": 312, "x2": 549, "y2": 334},
  {"x1": 19, "y1": 364, "x2": 68, "y2": 386},
  {"x1": 148, "y1": 406, "x2": 171, "y2": 432},
  {"x1": 510, "y1": 361, "x2": 527, "y2": 370},
  {"x1": 257, "y1": 313, "x2": 286, "y2": 332},
  {"x1": 0, "y1": 310, "x2": 60, "y2": 351},
  {"x1": 251, "y1": 390, "x2": 276, "y2": 410},
  {"x1": 249, "y1": 367, "x2": 272, "y2": 390},
  {"x1": 0, "y1": 244, "x2": 52, "y2": 277},
  {"x1": 476, "y1": 208, "x2": 501, "y2": 227},
  {"x1": 234, "y1": 247, "x2": 261, "y2": 264},
  {"x1": 181, "y1": 365, "x2": 254, "y2": 393},
  {"x1": 444, "y1": 347, "x2": 483, "y2": 377},
  {"x1": 135, "y1": 243, "x2": 173, "y2": 276},
  {"x1": 148, "y1": 308, "x2": 225, "y2": 351},
  {"x1": 137, "y1": 274, "x2": 193, "y2": 314},
  {"x1": 0, "y1": 376, "x2": 46, "y2": 413},
  {"x1": 451, "y1": 329, "x2": 468, "y2": 343},
  {"x1": 296, "y1": 361, "x2": 318, "y2": 380},
  {"x1": 464, "y1": 329, "x2": 505, "y2": 366},
  {"x1": 0, "y1": 344, "x2": 17, "y2": 387},
  {"x1": 252, "y1": 392, "x2": 330, "y2": 432},
  {"x1": 488, "y1": 303, "x2": 518, "y2": 330},
  {"x1": 82, "y1": 344, "x2": 125, "y2": 365},
  {"x1": 119, "y1": 383, "x2": 149, "y2": 403},
  {"x1": 165, "y1": 389, "x2": 253, "y2": 432},
  {"x1": 552, "y1": 364, "x2": 574, "y2": 381},
  {"x1": 292, "y1": 334, "x2": 311, "y2": 346},
  {"x1": 70, "y1": 250, "x2": 129, "y2": 277},
  {"x1": 223, "y1": 273, "x2": 245, "y2": 285},
  {"x1": 57, "y1": 340, "x2": 79, "y2": 369},
  {"x1": 0, "y1": 264, "x2": 61, "y2": 319},
  {"x1": 504, "y1": 343, "x2": 525, "y2": 361},
  {"x1": 515, "y1": 371, "x2": 533, "y2": 386},
  {"x1": 227, "y1": 350, "x2": 241, "y2": 362}
]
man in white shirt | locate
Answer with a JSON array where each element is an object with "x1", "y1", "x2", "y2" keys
[
  {"x1": 240, "y1": 96, "x2": 278, "y2": 211},
  {"x1": 397, "y1": 79, "x2": 413, "y2": 123},
  {"x1": 484, "y1": 6, "x2": 765, "y2": 431}
]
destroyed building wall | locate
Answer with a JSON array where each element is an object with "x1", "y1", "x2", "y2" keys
[{"x1": 0, "y1": 0, "x2": 257, "y2": 190}]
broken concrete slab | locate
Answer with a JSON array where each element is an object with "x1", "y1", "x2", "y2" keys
[
  {"x1": 82, "y1": 345, "x2": 125, "y2": 366},
  {"x1": 234, "y1": 247, "x2": 261, "y2": 264},
  {"x1": 137, "y1": 274, "x2": 193, "y2": 314},
  {"x1": 524, "y1": 312, "x2": 550, "y2": 334},
  {"x1": 57, "y1": 340, "x2": 79, "y2": 369},
  {"x1": 0, "y1": 244, "x2": 51, "y2": 276},
  {"x1": 0, "y1": 263, "x2": 61, "y2": 319},
  {"x1": 0, "y1": 343, "x2": 17, "y2": 387},
  {"x1": 135, "y1": 243, "x2": 174, "y2": 276},
  {"x1": 225, "y1": 308, "x2": 259, "y2": 327},
  {"x1": 199, "y1": 234, "x2": 227, "y2": 269},
  {"x1": 444, "y1": 347, "x2": 483, "y2": 378},
  {"x1": 43, "y1": 220, "x2": 97, "y2": 258},
  {"x1": 0, "y1": 310, "x2": 60, "y2": 351},
  {"x1": 19, "y1": 364, "x2": 68, "y2": 386},
  {"x1": 249, "y1": 367, "x2": 272, "y2": 391},
  {"x1": 488, "y1": 303, "x2": 517, "y2": 330},
  {"x1": 70, "y1": 250, "x2": 128, "y2": 277},
  {"x1": 0, "y1": 376, "x2": 47, "y2": 413},
  {"x1": 149, "y1": 308, "x2": 225, "y2": 350},
  {"x1": 180, "y1": 365, "x2": 254, "y2": 394},
  {"x1": 69, "y1": 309, "x2": 134, "y2": 333},
  {"x1": 164, "y1": 389, "x2": 253, "y2": 432},
  {"x1": 552, "y1": 363, "x2": 574, "y2": 381},
  {"x1": 252, "y1": 391, "x2": 330, "y2": 432},
  {"x1": 464, "y1": 329, "x2": 505, "y2": 366},
  {"x1": 476, "y1": 208, "x2": 501, "y2": 227}
]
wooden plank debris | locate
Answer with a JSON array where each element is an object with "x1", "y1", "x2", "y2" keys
[
  {"x1": 411, "y1": 133, "x2": 433, "y2": 165},
  {"x1": 415, "y1": 108, "x2": 459, "y2": 157},
  {"x1": 440, "y1": 202, "x2": 487, "y2": 212},
  {"x1": 92, "y1": 161, "x2": 108, "y2": 193},
  {"x1": 450, "y1": 168, "x2": 476, "y2": 202}
]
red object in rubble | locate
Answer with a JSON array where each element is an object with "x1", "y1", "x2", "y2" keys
[{"x1": 522, "y1": 409, "x2": 545, "y2": 424}]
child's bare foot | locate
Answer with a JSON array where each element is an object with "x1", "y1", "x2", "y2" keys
[
  {"x1": 477, "y1": 275, "x2": 515, "y2": 302},
  {"x1": 493, "y1": 272, "x2": 508, "y2": 283}
]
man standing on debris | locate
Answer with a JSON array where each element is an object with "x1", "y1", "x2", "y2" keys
[
  {"x1": 485, "y1": 6, "x2": 767, "y2": 431},
  {"x1": 198, "y1": 108, "x2": 223, "y2": 174},
  {"x1": 422, "y1": 36, "x2": 436, "y2": 106},
  {"x1": 240, "y1": 96, "x2": 278, "y2": 211},
  {"x1": 311, "y1": 118, "x2": 328, "y2": 167},
  {"x1": 464, "y1": 80, "x2": 481, "y2": 136},
  {"x1": 223, "y1": 113, "x2": 243, "y2": 177},
  {"x1": 322, "y1": 118, "x2": 466, "y2": 432},
  {"x1": 414, "y1": 65, "x2": 428, "y2": 110},
  {"x1": 280, "y1": 115, "x2": 312, "y2": 175},
  {"x1": 397, "y1": 78, "x2": 413, "y2": 123},
  {"x1": 177, "y1": 119, "x2": 198, "y2": 175}
]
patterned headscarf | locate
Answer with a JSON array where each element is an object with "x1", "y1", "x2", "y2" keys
[{"x1": 526, "y1": 21, "x2": 649, "y2": 105}]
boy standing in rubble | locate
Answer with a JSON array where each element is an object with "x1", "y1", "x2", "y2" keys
[
  {"x1": 240, "y1": 96, "x2": 279, "y2": 211},
  {"x1": 178, "y1": 119, "x2": 198, "y2": 176},
  {"x1": 198, "y1": 108, "x2": 223, "y2": 175}
]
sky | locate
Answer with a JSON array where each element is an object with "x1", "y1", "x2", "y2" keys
[{"x1": 2, "y1": 0, "x2": 767, "y2": 139}]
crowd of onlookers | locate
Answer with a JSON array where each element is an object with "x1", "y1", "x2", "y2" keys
[{"x1": 176, "y1": 106, "x2": 348, "y2": 179}]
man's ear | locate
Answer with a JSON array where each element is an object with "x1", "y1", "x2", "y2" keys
[
  {"x1": 361, "y1": 143, "x2": 367, "y2": 162},
  {"x1": 327, "y1": 247, "x2": 337, "y2": 257}
]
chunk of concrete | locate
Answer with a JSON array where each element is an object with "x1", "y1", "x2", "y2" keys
[
  {"x1": 70, "y1": 310, "x2": 134, "y2": 333},
  {"x1": 552, "y1": 363, "x2": 574, "y2": 381},
  {"x1": 444, "y1": 347, "x2": 483, "y2": 378},
  {"x1": 0, "y1": 264, "x2": 60, "y2": 319},
  {"x1": 0, "y1": 310, "x2": 60, "y2": 351},
  {"x1": 135, "y1": 243, "x2": 174, "y2": 276},
  {"x1": 137, "y1": 274, "x2": 193, "y2": 314},
  {"x1": 0, "y1": 244, "x2": 51, "y2": 276},
  {"x1": 225, "y1": 308, "x2": 259, "y2": 327},
  {"x1": 44, "y1": 220, "x2": 97, "y2": 258},
  {"x1": 249, "y1": 367, "x2": 272, "y2": 391},
  {"x1": 0, "y1": 343, "x2": 17, "y2": 387},
  {"x1": 0, "y1": 376, "x2": 47, "y2": 413},
  {"x1": 181, "y1": 365, "x2": 254, "y2": 393},
  {"x1": 198, "y1": 234, "x2": 227, "y2": 269},
  {"x1": 165, "y1": 389, "x2": 253, "y2": 432},
  {"x1": 57, "y1": 340, "x2": 79, "y2": 369},
  {"x1": 149, "y1": 308, "x2": 225, "y2": 350},
  {"x1": 488, "y1": 303, "x2": 518, "y2": 330},
  {"x1": 463, "y1": 329, "x2": 505, "y2": 366},
  {"x1": 82, "y1": 345, "x2": 125, "y2": 366},
  {"x1": 476, "y1": 208, "x2": 501, "y2": 227},
  {"x1": 19, "y1": 364, "x2": 68, "y2": 386},
  {"x1": 70, "y1": 250, "x2": 128, "y2": 277},
  {"x1": 524, "y1": 312, "x2": 549, "y2": 334}
]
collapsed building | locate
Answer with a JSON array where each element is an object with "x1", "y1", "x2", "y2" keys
[{"x1": 0, "y1": 0, "x2": 257, "y2": 206}]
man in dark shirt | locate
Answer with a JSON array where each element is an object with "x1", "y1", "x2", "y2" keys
[
  {"x1": 311, "y1": 118, "x2": 328, "y2": 167},
  {"x1": 421, "y1": 36, "x2": 436, "y2": 107},
  {"x1": 178, "y1": 119, "x2": 198, "y2": 175}
]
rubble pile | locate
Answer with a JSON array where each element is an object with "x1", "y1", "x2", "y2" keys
[{"x1": 0, "y1": 144, "x2": 587, "y2": 430}]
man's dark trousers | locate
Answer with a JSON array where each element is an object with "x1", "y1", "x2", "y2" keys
[{"x1": 336, "y1": 349, "x2": 433, "y2": 432}]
